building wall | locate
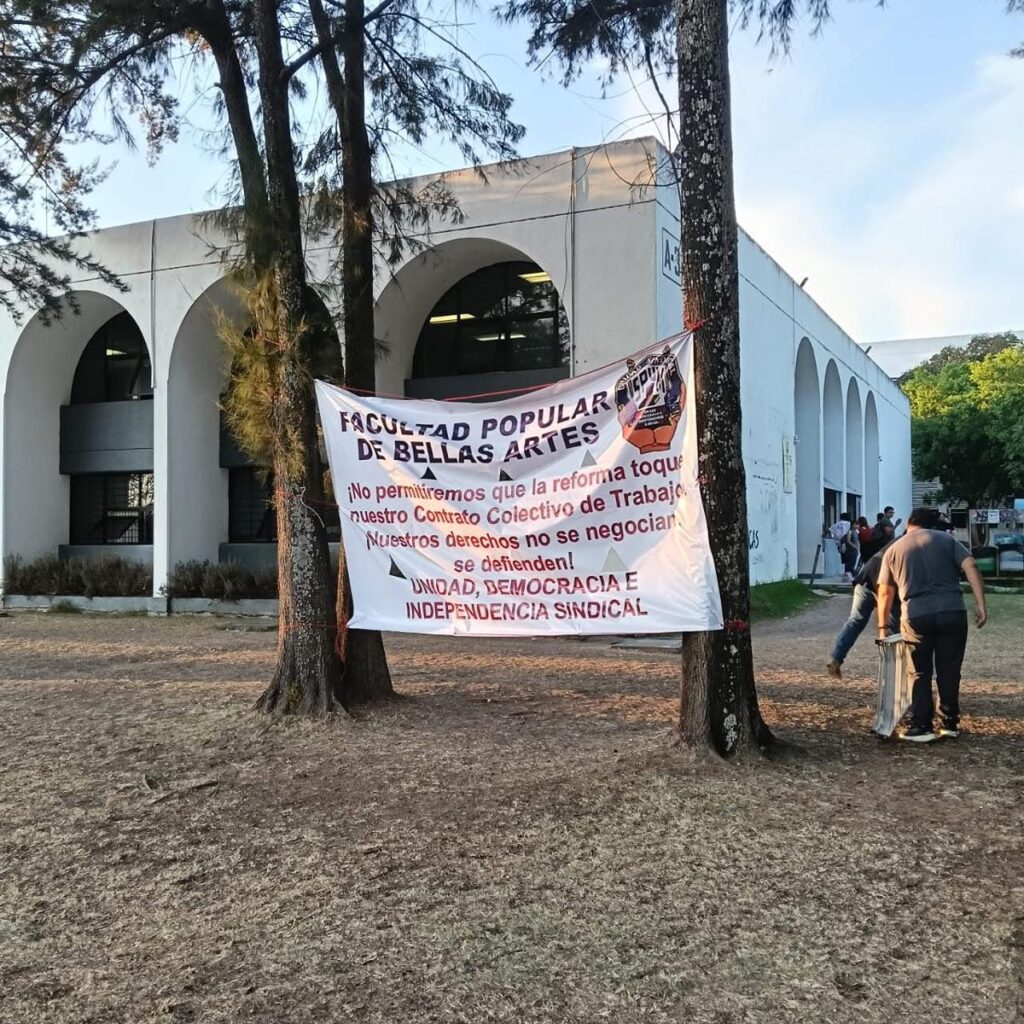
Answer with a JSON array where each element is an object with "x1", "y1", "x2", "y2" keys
[
  {"x1": 0, "y1": 138, "x2": 911, "y2": 595},
  {"x1": 653, "y1": 151, "x2": 911, "y2": 582}
]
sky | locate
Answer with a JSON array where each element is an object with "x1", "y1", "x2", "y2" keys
[{"x1": 75, "y1": 0, "x2": 1024, "y2": 344}]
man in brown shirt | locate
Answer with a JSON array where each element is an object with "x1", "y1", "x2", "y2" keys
[{"x1": 876, "y1": 508, "x2": 987, "y2": 743}]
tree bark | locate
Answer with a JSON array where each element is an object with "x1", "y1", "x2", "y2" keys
[
  {"x1": 250, "y1": 0, "x2": 344, "y2": 714},
  {"x1": 200, "y1": 0, "x2": 271, "y2": 258},
  {"x1": 676, "y1": 0, "x2": 771, "y2": 756},
  {"x1": 310, "y1": 0, "x2": 394, "y2": 702}
]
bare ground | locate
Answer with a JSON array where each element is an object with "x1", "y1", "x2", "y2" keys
[{"x1": 0, "y1": 595, "x2": 1021, "y2": 1024}]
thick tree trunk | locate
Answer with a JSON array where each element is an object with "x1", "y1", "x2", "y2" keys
[
  {"x1": 310, "y1": 0, "x2": 394, "y2": 702},
  {"x1": 251, "y1": 0, "x2": 344, "y2": 714},
  {"x1": 676, "y1": 0, "x2": 771, "y2": 756}
]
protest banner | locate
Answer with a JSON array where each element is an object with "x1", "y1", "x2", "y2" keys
[{"x1": 315, "y1": 333, "x2": 723, "y2": 636}]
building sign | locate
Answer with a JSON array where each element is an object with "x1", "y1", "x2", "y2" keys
[
  {"x1": 315, "y1": 333, "x2": 723, "y2": 637},
  {"x1": 661, "y1": 227, "x2": 681, "y2": 284},
  {"x1": 781, "y1": 436, "x2": 795, "y2": 494},
  {"x1": 970, "y1": 509, "x2": 1001, "y2": 525}
]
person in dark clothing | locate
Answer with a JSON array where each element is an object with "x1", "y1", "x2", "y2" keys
[
  {"x1": 877, "y1": 508, "x2": 988, "y2": 743},
  {"x1": 826, "y1": 544, "x2": 899, "y2": 678}
]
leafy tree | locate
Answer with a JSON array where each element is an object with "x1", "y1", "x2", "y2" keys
[
  {"x1": 902, "y1": 335, "x2": 1024, "y2": 506},
  {"x1": 1, "y1": 0, "x2": 520, "y2": 713},
  {"x1": 503, "y1": 0, "x2": 875, "y2": 757},
  {"x1": 897, "y1": 331, "x2": 1020, "y2": 384}
]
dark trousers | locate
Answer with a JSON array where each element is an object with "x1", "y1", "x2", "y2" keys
[{"x1": 903, "y1": 610, "x2": 968, "y2": 730}]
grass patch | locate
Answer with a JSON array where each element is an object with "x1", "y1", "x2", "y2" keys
[
  {"x1": 979, "y1": 592, "x2": 1023, "y2": 627},
  {"x1": 749, "y1": 579, "x2": 821, "y2": 622}
]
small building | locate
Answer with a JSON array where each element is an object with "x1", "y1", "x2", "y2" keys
[{"x1": 0, "y1": 138, "x2": 910, "y2": 595}]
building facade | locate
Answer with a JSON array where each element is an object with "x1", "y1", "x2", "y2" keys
[{"x1": 0, "y1": 138, "x2": 911, "y2": 595}]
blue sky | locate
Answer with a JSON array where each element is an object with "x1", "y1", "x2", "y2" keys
[{"x1": 79, "y1": 0, "x2": 1023, "y2": 342}]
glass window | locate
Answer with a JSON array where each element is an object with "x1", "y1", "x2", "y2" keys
[
  {"x1": 229, "y1": 468, "x2": 277, "y2": 544},
  {"x1": 412, "y1": 262, "x2": 569, "y2": 379},
  {"x1": 228, "y1": 467, "x2": 340, "y2": 543},
  {"x1": 70, "y1": 472, "x2": 154, "y2": 545},
  {"x1": 71, "y1": 313, "x2": 153, "y2": 403}
]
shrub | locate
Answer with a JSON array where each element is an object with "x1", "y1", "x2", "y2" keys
[
  {"x1": 3, "y1": 553, "x2": 152, "y2": 597},
  {"x1": 164, "y1": 559, "x2": 278, "y2": 600},
  {"x1": 48, "y1": 599, "x2": 83, "y2": 614}
]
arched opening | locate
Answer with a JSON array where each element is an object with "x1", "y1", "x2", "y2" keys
[
  {"x1": 166, "y1": 278, "x2": 240, "y2": 572},
  {"x1": 167, "y1": 280, "x2": 342, "y2": 574},
  {"x1": 822, "y1": 360, "x2": 844, "y2": 530},
  {"x1": 374, "y1": 238, "x2": 571, "y2": 400},
  {"x1": 864, "y1": 392, "x2": 880, "y2": 520},
  {"x1": 794, "y1": 338, "x2": 821, "y2": 575},
  {"x1": 845, "y1": 378, "x2": 863, "y2": 521},
  {"x1": 2, "y1": 293, "x2": 153, "y2": 568}
]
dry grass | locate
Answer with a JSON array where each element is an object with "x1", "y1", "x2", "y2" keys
[{"x1": 0, "y1": 596, "x2": 1021, "y2": 1023}]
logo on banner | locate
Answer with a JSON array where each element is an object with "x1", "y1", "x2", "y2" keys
[{"x1": 614, "y1": 346, "x2": 685, "y2": 454}]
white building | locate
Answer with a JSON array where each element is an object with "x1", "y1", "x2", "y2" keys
[{"x1": 0, "y1": 138, "x2": 911, "y2": 595}]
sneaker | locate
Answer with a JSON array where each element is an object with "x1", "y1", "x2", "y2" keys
[
  {"x1": 900, "y1": 727, "x2": 937, "y2": 743},
  {"x1": 938, "y1": 725, "x2": 960, "y2": 738},
  {"x1": 826, "y1": 660, "x2": 842, "y2": 679}
]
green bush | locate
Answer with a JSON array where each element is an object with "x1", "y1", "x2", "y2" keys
[
  {"x1": 48, "y1": 599, "x2": 83, "y2": 614},
  {"x1": 2, "y1": 553, "x2": 152, "y2": 597},
  {"x1": 164, "y1": 559, "x2": 278, "y2": 600}
]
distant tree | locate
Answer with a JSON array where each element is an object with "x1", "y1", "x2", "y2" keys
[
  {"x1": 504, "y1": 0, "x2": 870, "y2": 757},
  {"x1": 902, "y1": 336, "x2": 1024, "y2": 506},
  {"x1": 897, "y1": 331, "x2": 1020, "y2": 384}
]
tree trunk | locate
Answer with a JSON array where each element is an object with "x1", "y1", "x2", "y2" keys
[
  {"x1": 201, "y1": 0, "x2": 271, "y2": 259},
  {"x1": 310, "y1": 0, "x2": 394, "y2": 702},
  {"x1": 676, "y1": 0, "x2": 771, "y2": 756},
  {"x1": 251, "y1": 0, "x2": 344, "y2": 714}
]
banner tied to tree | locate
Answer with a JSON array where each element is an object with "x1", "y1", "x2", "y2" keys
[{"x1": 316, "y1": 332, "x2": 723, "y2": 636}]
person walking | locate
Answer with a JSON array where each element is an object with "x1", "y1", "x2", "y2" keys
[
  {"x1": 876, "y1": 508, "x2": 988, "y2": 743},
  {"x1": 826, "y1": 543, "x2": 898, "y2": 679}
]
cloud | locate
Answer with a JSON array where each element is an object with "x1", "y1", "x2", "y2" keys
[{"x1": 615, "y1": 48, "x2": 1024, "y2": 342}]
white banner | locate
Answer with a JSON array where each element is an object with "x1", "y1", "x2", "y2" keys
[{"x1": 315, "y1": 333, "x2": 723, "y2": 636}]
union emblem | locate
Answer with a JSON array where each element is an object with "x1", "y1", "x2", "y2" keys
[{"x1": 614, "y1": 346, "x2": 685, "y2": 454}]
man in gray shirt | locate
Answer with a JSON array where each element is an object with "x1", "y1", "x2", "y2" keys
[{"x1": 877, "y1": 508, "x2": 987, "y2": 742}]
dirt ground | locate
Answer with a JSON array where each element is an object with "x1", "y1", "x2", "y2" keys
[{"x1": 0, "y1": 595, "x2": 1021, "y2": 1024}]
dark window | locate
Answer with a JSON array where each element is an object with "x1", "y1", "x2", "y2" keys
[
  {"x1": 70, "y1": 473, "x2": 154, "y2": 545},
  {"x1": 229, "y1": 468, "x2": 277, "y2": 543},
  {"x1": 824, "y1": 488, "x2": 841, "y2": 531},
  {"x1": 71, "y1": 312, "x2": 153, "y2": 404},
  {"x1": 412, "y1": 262, "x2": 569, "y2": 379},
  {"x1": 845, "y1": 493, "x2": 861, "y2": 521},
  {"x1": 228, "y1": 468, "x2": 341, "y2": 543}
]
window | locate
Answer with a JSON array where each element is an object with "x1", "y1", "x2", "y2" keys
[
  {"x1": 412, "y1": 261, "x2": 569, "y2": 379},
  {"x1": 71, "y1": 312, "x2": 153, "y2": 404},
  {"x1": 228, "y1": 468, "x2": 341, "y2": 544},
  {"x1": 229, "y1": 468, "x2": 276, "y2": 543},
  {"x1": 823, "y1": 488, "x2": 841, "y2": 530},
  {"x1": 845, "y1": 493, "x2": 861, "y2": 521},
  {"x1": 70, "y1": 473, "x2": 154, "y2": 545}
]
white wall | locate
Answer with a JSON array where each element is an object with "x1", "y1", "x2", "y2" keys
[{"x1": 0, "y1": 137, "x2": 912, "y2": 593}]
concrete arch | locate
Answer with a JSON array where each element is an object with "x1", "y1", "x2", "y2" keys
[
  {"x1": 822, "y1": 360, "x2": 844, "y2": 492},
  {"x1": 794, "y1": 337, "x2": 821, "y2": 575},
  {"x1": 864, "y1": 392, "x2": 880, "y2": 519},
  {"x1": 164, "y1": 277, "x2": 247, "y2": 574},
  {"x1": 845, "y1": 377, "x2": 863, "y2": 506},
  {"x1": 2, "y1": 292, "x2": 150, "y2": 565},
  {"x1": 374, "y1": 236, "x2": 569, "y2": 397}
]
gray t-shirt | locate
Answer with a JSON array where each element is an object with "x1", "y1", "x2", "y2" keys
[{"x1": 878, "y1": 529, "x2": 970, "y2": 621}]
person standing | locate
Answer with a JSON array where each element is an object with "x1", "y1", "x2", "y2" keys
[
  {"x1": 826, "y1": 543, "x2": 898, "y2": 679},
  {"x1": 876, "y1": 508, "x2": 988, "y2": 743},
  {"x1": 828, "y1": 513, "x2": 854, "y2": 581}
]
